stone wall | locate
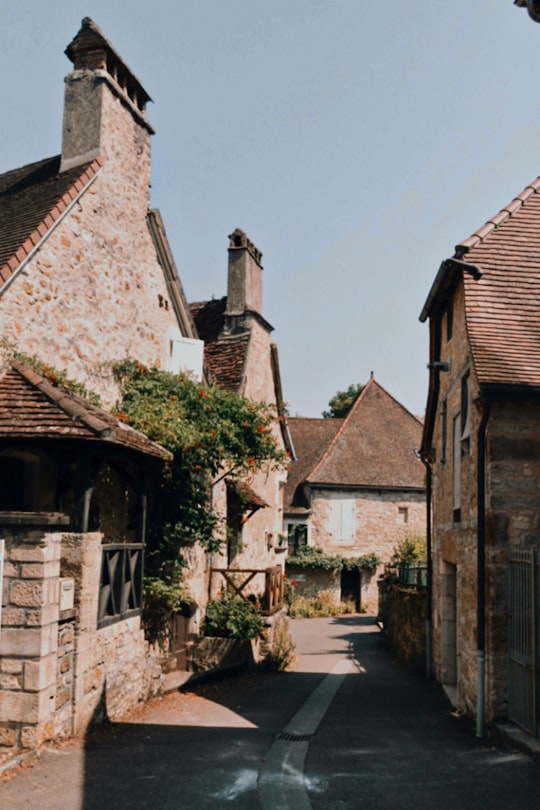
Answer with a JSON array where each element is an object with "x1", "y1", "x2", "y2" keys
[
  {"x1": 0, "y1": 529, "x2": 62, "y2": 763},
  {"x1": 378, "y1": 581, "x2": 427, "y2": 673},
  {"x1": 0, "y1": 60, "x2": 183, "y2": 408},
  {"x1": 309, "y1": 488, "x2": 426, "y2": 612},
  {"x1": 429, "y1": 279, "x2": 540, "y2": 721},
  {"x1": 0, "y1": 528, "x2": 162, "y2": 764}
]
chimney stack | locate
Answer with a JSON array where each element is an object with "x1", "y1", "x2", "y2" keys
[
  {"x1": 60, "y1": 18, "x2": 154, "y2": 172},
  {"x1": 226, "y1": 229, "x2": 263, "y2": 316}
]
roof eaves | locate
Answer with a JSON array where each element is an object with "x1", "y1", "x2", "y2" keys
[{"x1": 0, "y1": 156, "x2": 105, "y2": 297}]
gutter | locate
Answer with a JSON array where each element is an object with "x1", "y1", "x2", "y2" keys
[{"x1": 476, "y1": 400, "x2": 491, "y2": 738}]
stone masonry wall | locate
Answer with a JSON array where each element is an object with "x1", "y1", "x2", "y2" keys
[
  {"x1": 430, "y1": 281, "x2": 481, "y2": 716},
  {"x1": 0, "y1": 530, "x2": 62, "y2": 763},
  {"x1": 0, "y1": 71, "x2": 182, "y2": 407},
  {"x1": 309, "y1": 488, "x2": 426, "y2": 612},
  {"x1": 61, "y1": 533, "x2": 161, "y2": 734}
]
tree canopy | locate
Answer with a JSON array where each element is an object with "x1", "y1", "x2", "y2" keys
[{"x1": 322, "y1": 382, "x2": 364, "y2": 419}]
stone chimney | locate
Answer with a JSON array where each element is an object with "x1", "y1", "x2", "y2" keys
[
  {"x1": 226, "y1": 229, "x2": 263, "y2": 316},
  {"x1": 60, "y1": 18, "x2": 154, "y2": 172}
]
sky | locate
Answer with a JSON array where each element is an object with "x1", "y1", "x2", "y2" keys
[{"x1": 1, "y1": 1, "x2": 539, "y2": 418}]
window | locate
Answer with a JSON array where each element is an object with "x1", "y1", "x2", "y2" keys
[
  {"x1": 446, "y1": 301, "x2": 453, "y2": 341},
  {"x1": 287, "y1": 523, "x2": 307, "y2": 554},
  {"x1": 460, "y1": 372, "x2": 471, "y2": 456},
  {"x1": 440, "y1": 399, "x2": 447, "y2": 465},
  {"x1": 98, "y1": 544, "x2": 143, "y2": 627},
  {"x1": 452, "y1": 414, "x2": 461, "y2": 522},
  {"x1": 327, "y1": 493, "x2": 356, "y2": 545},
  {"x1": 398, "y1": 506, "x2": 409, "y2": 524}
]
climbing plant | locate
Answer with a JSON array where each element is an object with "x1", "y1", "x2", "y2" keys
[
  {"x1": 286, "y1": 545, "x2": 381, "y2": 573},
  {"x1": 112, "y1": 360, "x2": 287, "y2": 634}
]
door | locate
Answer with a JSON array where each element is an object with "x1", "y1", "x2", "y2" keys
[{"x1": 341, "y1": 568, "x2": 361, "y2": 612}]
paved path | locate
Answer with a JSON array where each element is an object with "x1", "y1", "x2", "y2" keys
[{"x1": 2, "y1": 616, "x2": 540, "y2": 809}]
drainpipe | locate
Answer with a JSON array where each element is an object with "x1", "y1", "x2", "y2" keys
[
  {"x1": 423, "y1": 460, "x2": 433, "y2": 679},
  {"x1": 476, "y1": 400, "x2": 491, "y2": 738}
]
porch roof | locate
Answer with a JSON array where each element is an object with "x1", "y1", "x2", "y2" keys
[{"x1": 0, "y1": 363, "x2": 171, "y2": 461}]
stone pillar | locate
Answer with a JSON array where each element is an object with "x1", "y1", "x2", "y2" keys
[{"x1": 0, "y1": 530, "x2": 61, "y2": 757}]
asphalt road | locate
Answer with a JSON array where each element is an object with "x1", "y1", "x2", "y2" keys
[{"x1": 2, "y1": 615, "x2": 540, "y2": 809}]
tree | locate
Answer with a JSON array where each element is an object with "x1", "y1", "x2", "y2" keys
[{"x1": 322, "y1": 382, "x2": 364, "y2": 419}]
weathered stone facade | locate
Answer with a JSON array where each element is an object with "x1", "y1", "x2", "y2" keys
[
  {"x1": 427, "y1": 272, "x2": 540, "y2": 722},
  {"x1": 0, "y1": 528, "x2": 161, "y2": 764},
  {"x1": 309, "y1": 488, "x2": 426, "y2": 612}
]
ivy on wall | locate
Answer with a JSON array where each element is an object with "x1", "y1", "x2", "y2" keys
[{"x1": 285, "y1": 545, "x2": 381, "y2": 573}]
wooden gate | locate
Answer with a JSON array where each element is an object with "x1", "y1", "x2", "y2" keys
[{"x1": 508, "y1": 548, "x2": 539, "y2": 735}]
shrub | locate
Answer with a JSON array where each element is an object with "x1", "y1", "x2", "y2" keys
[
  {"x1": 287, "y1": 589, "x2": 356, "y2": 619},
  {"x1": 261, "y1": 613, "x2": 296, "y2": 671},
  {"x1": 204, "y1": 594, "x2": 265, "y2": 640}
]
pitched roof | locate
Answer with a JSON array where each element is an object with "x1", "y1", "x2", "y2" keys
[
  {"x1": 0, "y1": 155, "x2": 104, "y2": 293},
  {"x1": 457, "y1": 179, "x2": 540, "y2": 389},
  {"x1": 190, "y1": 297, "x2": 250, "y2": 392},
  {"x1": 421, "y1": 174, "x2": 540, "y2": 390},
  {"x1": 308, "y1": 378, "x2": 424, "y2": 490},
  {"x1": 0, "y1": 364, "x2": 171, "y2": 460},
  {"x1": 284, "y1": 417, "x2": 344, "y2": 512}
]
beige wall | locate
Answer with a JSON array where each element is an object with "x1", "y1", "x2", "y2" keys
[
  {"x1": 0, "y1": 75, "x2": 182, "y2": 407},
  {"x1": 308, "y1": 487, "x2": 426, "y2": 612}
]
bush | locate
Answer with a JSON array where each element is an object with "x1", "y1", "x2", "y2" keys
[
  {"x1": 287, "y1": 589, "x2": 356, "y2": 619},
  {"x1": 261, "y1": 613, "x2": 296, "y2": 671},
  {"x1": 204, "y1": 594, "x2": 265, "y2": 639}
]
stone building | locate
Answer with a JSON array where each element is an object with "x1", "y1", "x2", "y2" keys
[
  {"x1": 284, "y1": 377, "x2": 425, "y2": 612},
  {"x1": 190, "y1": 229, "x2": 293, "y2": 600},
  {"x1": 420, "y1": 175, "x2": 540, "y2": 736},
  {"x1": 0, "y1": 18, "x2": 202, "y2": 762}
]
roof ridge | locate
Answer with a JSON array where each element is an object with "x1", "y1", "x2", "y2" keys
[
  {"x1": 457, "y1": 176, "x2": 540, "y2": 254},
  {"x1": 0, "y1": 156, "x2": 105, "y2": 294},
  {"x1": 308, "y1": 379, "x2": 371, "y2": 481}
]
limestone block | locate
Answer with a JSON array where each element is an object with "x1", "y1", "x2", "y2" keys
[
  {"x1": 26, "y1": 604, "x2": 60, "y2": 627},
  {"x1": 24, "y1": 656, "x2": 57, "y2": 692},
  {"x1": 1, "y1": 659, "x2": 23, "y2": 675},
  {"x1": 1, "y1": 608, "x2": 27, "y2": 626},
  {"x1": 10, "y1": 580, "x2": 44, "y2": 607},
  {"x1": 0, "y1": 628, "x2": 42, "y2": 657},
  {"x1": 0, "y1": 690, "x2": 39, "y2": 723},
  {"x1": 20, "y1": 561, "x2": 60, "y2": 580},
  {"x1": 0, "y1": 673, "x2": 21, "y2": 690},
  {"x1": 0, "y1": 725, "x2": 17, "y2": 748}
]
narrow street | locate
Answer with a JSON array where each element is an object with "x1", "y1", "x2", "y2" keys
[{"x1": 2, "y1": 616, "x2": 540, "y2": 810}]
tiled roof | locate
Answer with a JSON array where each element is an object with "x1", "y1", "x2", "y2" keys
[
  {"x1": 0, "y1": 154, "x2": 104, "y2": 292},
  {"x1": 309, "y1": 379, "x2": 425, "y2": 490},
  {"x1": 0, "y1": 364, "x2": 171, "y2": 460},
  {"x1": 284, "y1": 417, "x2": 344, "y2": 511},
  {"x1": 455, "y1": 176, "x2": 540, "y2": 388},
  {"x1": 190, "y1": 298, "x2": 250, "y2": 393}
]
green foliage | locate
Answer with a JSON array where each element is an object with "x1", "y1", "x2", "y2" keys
[
  {"x1": 2, "y1": 343, "x2": 101, "y2": 405},
  {"x1": 111, "y1": 360, "x2": 287, "y2": 642},
  {"x1": 286, "y1": 588, "x2": 356, "y2": 619},
  {"x1": 261, "y1": 613, "x2": 296, "y2": 671},
  {"x1": 203, "y1": 594, "x2": 265, "y2": 640},
  {"x1": 322, "y1": 382, "x2": 364, "y2": 419},
  {"x1": 143, "y1": 577, "x2": 197, "y2": 646},
  {"x1": 286, "y1": 546, "x2": 381, "y2": 573},
  {"x1": 113, "y1": 358, "x2": 286, "y2": 553},
  {"x1": 389, "y1": 534, "x2": 427, "y2": 566}
]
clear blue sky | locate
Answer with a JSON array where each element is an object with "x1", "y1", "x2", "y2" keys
[{"x1": 1, "y1": 2, "x2": 538, "y2": 417}]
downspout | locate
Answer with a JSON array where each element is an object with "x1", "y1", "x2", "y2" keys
[
  {"x1": 422, "y1": 459, "x2": 433, "y2": 679},
  {"x1": 476, "y1": 400, "x2": 491, "y2": 738}
]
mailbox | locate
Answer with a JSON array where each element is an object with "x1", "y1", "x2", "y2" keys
[{"x1": 59, "y1": 578, "x2": 75, "y2": 611}]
